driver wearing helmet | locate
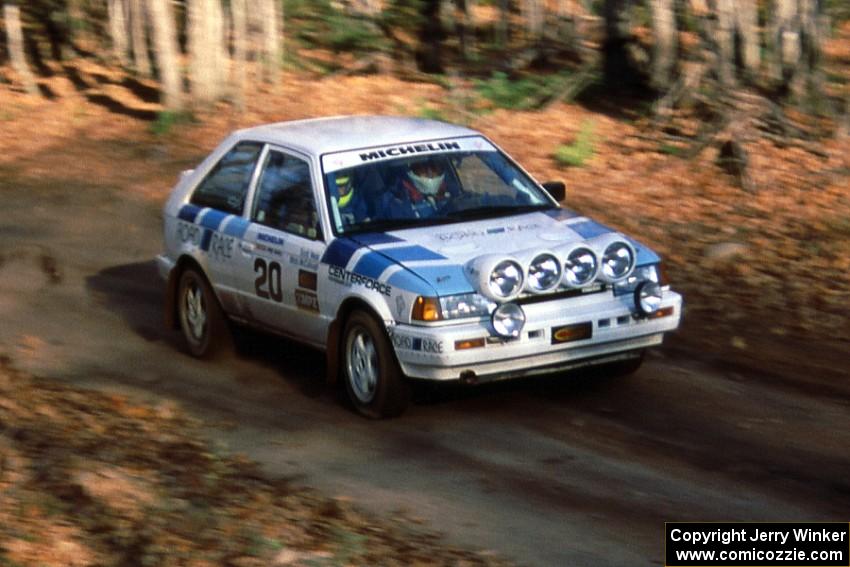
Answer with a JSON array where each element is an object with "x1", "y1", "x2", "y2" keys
[
  {"x1": 334, "y1": 170, "x2": 369, "y2": 227},
  {"x1": 380, "y1": 157, "x2": 453, "y2": 220}
]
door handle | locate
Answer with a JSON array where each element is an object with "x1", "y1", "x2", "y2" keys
[{"x1": 239, "y1": 241, "x2": 256, "y2": 254}]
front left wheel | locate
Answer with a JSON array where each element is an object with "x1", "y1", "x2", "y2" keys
[
  {"x1": 342, "y1": 310, "x2": 410, "y2": 419},
  {"x1": 177, "y1": 267, "x2": 230, "y2": 358}
]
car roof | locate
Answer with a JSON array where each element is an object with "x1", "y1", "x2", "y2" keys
[{"x1": 234, "y1": 115, "x2": 482, "y2": 156}]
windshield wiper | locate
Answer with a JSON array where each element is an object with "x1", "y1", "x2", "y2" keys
[{"x1": 445, "y1": 203, "x2": 552, "y2": 221}]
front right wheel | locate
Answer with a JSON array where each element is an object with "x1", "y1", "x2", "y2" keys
[{"x1": 342, "y1": 310, "x2": 410, "y2": 419}]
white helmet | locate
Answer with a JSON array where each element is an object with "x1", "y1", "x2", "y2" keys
[{"x1": 407, "y1": 160, "x2": 445, "y2": 196}]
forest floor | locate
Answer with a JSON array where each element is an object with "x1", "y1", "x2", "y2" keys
[{"x1": 0, "y1": 23, "x2": 848, "y2": 565}]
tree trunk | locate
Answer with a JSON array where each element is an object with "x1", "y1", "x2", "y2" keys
[
  {"x1": 261, "y1": 0, "x2": 281, "y2": 83},
  {"x1": 129, "y1": 0, "x2": 152, "y2": 76},
  {"x1": 231, "y1": 0, "x2": 247, "y2": 109},
  {"x1": 147, "y1": 0, "x2": 182, "y2": 110},
  {"x1": 650, "y1": 0, "x2": 676, "y2": 90},
  {"x1": 769, "y1": 0, "x2": 823, "y2": 97},
  {"x1": 416, "y1": 0, "x2": 445, "y2": 73},
  {"x1": 522, "y1": 0, "x2": 544, "y2": 42},
  {"x1": 736, "y1": 0, "x2": 759, "y2": 76},
  {"x1": 108, "y1": 0, "x2": 129, "y2": 66},
  {"x1": 3, "y1": 1, "x2": 39, "y2": 95},
  {"x1": 497, "y1": 0, "x2": 509, "y2": 48},
  {"x1": 602, "y1": 0, "x2": 641, "y2": 88},
  {"x1": 716, "y1": 0, "x2": 735, "y2": 85},
  {"x1": 189, "y1": 0, "x2": 228, "y2": 102},
  {"x1": 455, "y1": 0, "x2": 475, "y2": 61}
]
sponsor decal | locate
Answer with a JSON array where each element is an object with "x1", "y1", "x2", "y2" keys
[
  {"x1": 328, "y1": 265, "x2": 392, "y2": 296},
  {"x1": 359, "y1": 141, "x2": 461, "y2": 162},
  {"x1": 391, "y1": 333, "x2": 443, "y2": 353},
  {"x1": 298, "y1": 269, "x2": 317, "y2": 291},
  {"x1": 289, "y1": 248, "x2": 320, "y2": 270},
  {"x1": 257, "y1": 232, "x2": 285, "y2": 245},
  {"x1": 294, "y1": 290, "x2": 320, "y2": 313},
  {"x1": 176, "y1": 221, "x2": 202, "y2": 246},
  {"x1": 209, "y1": 232, "x2": 234, "y2": 261},
  {"x1": 256, "y1": 243, "x2": 283, "y2": 257},
  {"x1": 434, "y1": 223, "x2": 541, "y2": 242},
  {"x1": 551, "y1": 322, "x2": 593, "y2": 344}
]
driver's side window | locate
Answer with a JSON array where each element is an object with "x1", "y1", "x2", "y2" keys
[{"x1": 252, "y1": 150, "x2": 322, "y2": 240}]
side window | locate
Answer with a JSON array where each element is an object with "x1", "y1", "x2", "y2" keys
[
  {"x1": 191, "y1": 142, "x2": 263, "y2": 214},
  {"x1": 252, "y1": 150, "x2": 321, "y2": 240}
]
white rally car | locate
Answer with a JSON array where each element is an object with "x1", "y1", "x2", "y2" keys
[{"x1": 158, "y1": 116, "x2": 681, "y2": 417}]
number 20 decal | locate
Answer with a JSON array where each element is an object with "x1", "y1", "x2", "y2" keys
[{"x1": 254, "y1": 258, "x2": 283, "y2": 302}]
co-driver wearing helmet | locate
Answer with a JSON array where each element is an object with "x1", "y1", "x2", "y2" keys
[{"x1": 334, "y1": 170, "x2": 369, "y2": 227}]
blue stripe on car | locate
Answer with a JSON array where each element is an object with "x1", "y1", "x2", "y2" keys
[
  {"x1": 625, "y1": 237, "x2": 661, "y2": 266},
  {"x1": 200, "y1": 229, "x2": 213, "y2": 251},
  {"x1": 321, "y1": 238, "x2": 362, "y2": 267},
  {"x1": 408, "y1": 265, "x2": 473, "y2": 296},
  {"x1": 178, "y1": 204, "x2": 202, "y2": 223},
  {"x1": 568, "y1": 219, "x2": 612, "y2": 239},
  {"x1": 387, "y1": 270, "x2": 435, "y2": 296},
  {"x1": 351, "y1": 233, "x2": 404, "y2": 246},
  {"x1": 544, "y1": 208, "x2": 580, "y2": 221},
  {"x1": 200, "y1": 209, "x2": 229, "y2": 231},
  {"x1": 223, "y1": 216, "x2": 250, "y2": 238},
  {"x1": 379, "y1": 245, "x2": 446, "y2": 262},
  {"x1": 352, "y1": 252, "x2": 393, "y2": 280}
]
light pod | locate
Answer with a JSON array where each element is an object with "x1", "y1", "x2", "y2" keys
[{"x1": 464, "y1": 254, "x2": 525, "y2": 302}]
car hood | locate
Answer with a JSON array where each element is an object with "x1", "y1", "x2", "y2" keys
[{"x1": 323, "y1": 209, "x2": 660, "y2": 297}]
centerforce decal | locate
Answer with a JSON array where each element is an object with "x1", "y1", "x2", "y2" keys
[{"x1": 328, "y1": 265, "x2": 392, "y2": 296}]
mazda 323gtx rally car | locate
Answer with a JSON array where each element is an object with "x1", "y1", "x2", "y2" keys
[{"x1": 158, "y1": 116, "x2": 682, "y2": 417}]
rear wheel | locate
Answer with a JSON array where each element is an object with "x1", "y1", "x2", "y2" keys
[
  {"x1": 177, "y1": 267, "x2": 230, "y2": 358},
  {"x1": 342, "y1": 310, "x2": 410, "y2": 418}
]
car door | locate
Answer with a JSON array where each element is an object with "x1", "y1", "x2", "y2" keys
[
  {"x1": 185, "y1": 141, "x2": 264, "y2": 313},
  {"x1": 233, "y1": 147, "x2": 328, "y2": 346}
]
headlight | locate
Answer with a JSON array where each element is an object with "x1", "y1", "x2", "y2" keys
[
  {"x1": 491, "y1": 303, "x2": 525, "y2": 338},
  {"x1": 488, "y1": 260, "x2": 524, "y2": 299},
  {"x1": 600, "y1": 241, "x2": 635, "y2": 282},
  {"x1": 613, "y1": 264, "x2": 660, "y2": 296},
  {"x1": 526, "y1": 253, "x2": 562, "y2": 293},
  {"x1": 634, "y1": 281, "x2": 663, "y2": 316},
  {"x1": 439, "y1": 293, "x2": 495, "y2": 320},
  {"x1": 563, "y1": 246, "x2": 598, "y2": 287}
]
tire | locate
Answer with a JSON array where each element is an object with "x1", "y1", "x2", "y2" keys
[
  {"x1": 177, "y1": 267, "x2": 230, "y2": 358},
  {"x1": 342, "y1": 310, "x2": 410, "y2": 419}
]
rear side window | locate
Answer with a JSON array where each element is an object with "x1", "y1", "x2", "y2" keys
[
  {"x1": 191, "y1": 142, "x2": 263, "y2": 214},
  {"x1": 252, "y1": 150, "x2": 321, "y2": 240}
]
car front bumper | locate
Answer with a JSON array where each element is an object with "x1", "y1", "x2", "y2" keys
[{"x1": 388, "y1": 289, "x2": 682, "y2": 381}]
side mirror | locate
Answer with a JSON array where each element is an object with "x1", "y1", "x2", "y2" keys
[{"x1": 542, "y1": 181, "x2": 565, "y2": 202}]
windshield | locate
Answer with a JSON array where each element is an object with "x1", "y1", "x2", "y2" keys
[{"x1": 322, "y1": 145, "x2": 554, "y2": 235}]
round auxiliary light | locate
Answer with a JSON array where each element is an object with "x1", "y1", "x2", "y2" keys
[
  {"x1": 488, "y1": 259, "x2": 524, "y2": 299},
  {"x1": 527, "y1": 253, "x2": 562, "y2": 292},
  {"x1": 563, "y1": 247, "x2": 598, "y2": 287},
  {"x1": 601, "y1": 241, "x2": 635, "y2": 282},
  {"x1": 491, "y1": 303, "x2": 526, "y2": 338},
  {"x1": 634, "y1": 281, "x2": 663, "y2": 316}
]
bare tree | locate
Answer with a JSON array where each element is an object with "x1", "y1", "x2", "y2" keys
[
  {"x1": 108, "y1": 0, "x2": 130, "y2": 66},
  {"x1": 650, "y1": 0, "x2": 676, "y2": 90},
  {"x1": 522, "y1": 0, "x2": 544, "y2": 42},
  {"x1": 129, "y1": 0, "x2": 152, "y2": 76},
  {"x1": 260, "y1": 0, "x2": 281, "y2": 83},
  {"x1": 603, "y1": 0, "x2": 641, "y2": 88},
  {"x1": 769, "y1": 0, "x2": 823, "y2": 96},
  {"x1": 189, "y1": 0, "x2": 228, "y2": 102},
  {"x1": 715, "y1": 0, "x2": 735, "y2": 85},
  {"x1": 231, "y1": 0, "x2": 247, "y2": 109},
  {"x1": 148, "y1": 0, "x2": 182, "y2": 110},
  {"x1": 3, "y1": 0, "x2": 38, "y2": 95}
]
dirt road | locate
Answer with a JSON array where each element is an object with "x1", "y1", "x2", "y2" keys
[{"x1": 1, "y1": 159, "x2": 848, "y2": 566}]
